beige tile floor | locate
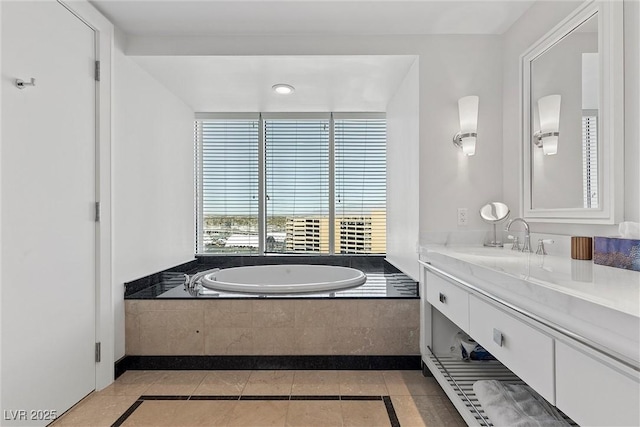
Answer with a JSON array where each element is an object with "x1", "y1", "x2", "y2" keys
[{"x1": 50, "y1": 370, "x2": 466, "y2": 427}]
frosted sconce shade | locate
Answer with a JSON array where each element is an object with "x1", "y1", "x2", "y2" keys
[
  {"x1": 535, "y1": 94, "x2": 561, "y2": 155},
  {"x1": 541, "y1": 135, "x2": 558, "y2": 156},
  {"x1": 458, "y1": 96, "x2": 479, "y2": 133},
  {"x1": 453, "y1": 95, "x2": 479, "y2": 156},
  {"x1": 460, "y1": 136, "x2": 476, "y2": 156},
  {"x1": 538, "y1": 95, "x2": 561, "y2": 132}
]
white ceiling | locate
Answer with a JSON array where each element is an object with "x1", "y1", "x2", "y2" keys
[
  {"x1": 93, "y1": 0, "x2": 534, "y2": 112},
  {"x1": 132, "y1": 55, "x2": 417, "y2": 112},
  {"x1": 90, "y1": 0, "x2": 535, "y2": 37}
]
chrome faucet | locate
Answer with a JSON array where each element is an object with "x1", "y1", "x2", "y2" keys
[
  {"x1": 535, "y1": 239, "x2": 555, "y2": 256},
  {"x1": 505, "y1": 218, "x2": 532, "y2": 253}
]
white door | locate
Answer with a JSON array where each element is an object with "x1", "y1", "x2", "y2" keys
[{"x1": 1, "y1": 1, "x2": 97, "y2": 425}]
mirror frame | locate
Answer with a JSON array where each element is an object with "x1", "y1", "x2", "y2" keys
[{"x1": 520, "y1": 1, "x2": 624, "y2": 224}]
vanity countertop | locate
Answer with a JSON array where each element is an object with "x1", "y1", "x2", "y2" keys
[{"x1": 419, "y1": 244, "x2": 640, "y2": 366}]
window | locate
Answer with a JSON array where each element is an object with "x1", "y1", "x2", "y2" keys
[
  {"x1": 265, "y1": 119, "x2": 330, "y2": 253},
  {"x1": 195, "y1": 113, "x2": 386, "y2": 255},
  {"x1": 334, "y1": 118, "x2": 386, "y2": 254},
  {"x1": 196, "y1": 119, "x2": 259, "y2": 253}
]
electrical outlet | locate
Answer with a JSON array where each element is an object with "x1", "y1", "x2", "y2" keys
[{"x1": 457, "y1": 208, "x2": 468, "y2": 226}]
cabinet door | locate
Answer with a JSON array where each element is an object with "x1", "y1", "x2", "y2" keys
[
  {"x1": 556, "y1": 341, "x2": 640, "y2": 426},
  {"x1": 469, "y1": 295, "x2": 555, "y2": 404},
  {"x1": 426, "y1": 271, "x2": 469, "y2": 333}
]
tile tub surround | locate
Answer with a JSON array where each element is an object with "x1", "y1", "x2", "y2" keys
[
  {"x1": 125, "y1": 299, "x2": 419, "y2": 357},
  {"x1": 50, "y1": 370, "x2": 465, "y2": 427}
]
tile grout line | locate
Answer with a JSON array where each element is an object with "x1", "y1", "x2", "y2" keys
[{"x1": 283, "y1": 391, "x2": 292, "y2": 427}]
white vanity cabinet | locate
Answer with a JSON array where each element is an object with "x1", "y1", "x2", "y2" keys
[
  {"x1": 426, "y1": 271, "x2": 469, "y2": 333},
  {"x1": 419, "y1": 255, "x2": 640, "y2": 427},
  {"x1": 468, "y1": 295, "x2": 555, "y2": 404},
  {"x1": 556, "y1": 340, "x2": 640, "y2": 427}
]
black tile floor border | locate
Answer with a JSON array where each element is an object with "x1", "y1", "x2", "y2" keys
[
  {"x1": 111, "y1": 394, "x2": 401, "y2": 427},
  {"x1": 189, "y1": 395, "x2": 239, "y2": 401},
  {"x1": 111, "y1": 400, "x2": 142, "y2": 427},
  {"x1": 339, "y1": 395, "x2": 382, "y2": 401},
  {"x1": 240, "y1": 395, "x2": 290, "y2": 400},
  {"x1": 383, "y1": 395, "x2": 401, "y2": 427},
  {"x1": 115, "y1": 355, "x2": 423, "y2": 378},
  {"x1": 290, "y1": 395, "x2": 340, "y2": 400},
  {"x1": 138, "y1": 395, "x2": 190, "y2": 400}
]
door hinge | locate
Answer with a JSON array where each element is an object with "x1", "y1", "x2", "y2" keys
[
  {"x1": 95, "y1": 202, "x2": 100, "y2": 222},
  {"x1": 94, "y1": 61, "x2": 100, "y2": 82},
  {"x1": 95, "y1": 342, "x2": 101, "y2": 363}
]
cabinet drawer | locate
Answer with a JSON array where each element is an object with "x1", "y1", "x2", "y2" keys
[
  {"x1": 426, "y1": 271, "x2": 469, "y2": 332},
  {"x1": 556, "y1": 341, "x2": 640, "y2": 426},
  {"x1": 469, "y1": 295, "x2": 555, "y2": 404}
]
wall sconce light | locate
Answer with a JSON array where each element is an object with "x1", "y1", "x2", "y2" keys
[
  {"x1": 534, "y1": 94, "x2": 561, "y2": 155},
  {"x1": 453, "y1": 95, "x2": 479, "y2": 156}
]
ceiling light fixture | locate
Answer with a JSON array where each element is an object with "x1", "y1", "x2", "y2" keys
[{"x1": 272, "y1": 84, "x2": 295, "y2": 95}]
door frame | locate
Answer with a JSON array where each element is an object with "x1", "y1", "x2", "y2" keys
[{"x1": 57, "y1": 0, "x2": 114, "y2": 391}]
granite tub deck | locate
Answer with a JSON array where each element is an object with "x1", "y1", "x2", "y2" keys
[
  {"x1": 123, "y1": 256, "x2": 420, "y2": 362},
  {"x1": 125, "y1": 255, "x2": 417, "y2": 299}
]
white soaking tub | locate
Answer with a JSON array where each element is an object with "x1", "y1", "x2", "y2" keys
[{"x1": 197, "y1": 264, "x2": 366, "y2": 295}]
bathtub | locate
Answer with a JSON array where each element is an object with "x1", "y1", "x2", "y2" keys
[{"x1": 195, "y1": 264, "x2": 366, "y2": 295}]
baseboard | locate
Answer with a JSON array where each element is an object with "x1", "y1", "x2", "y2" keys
[{"x1": 115, "y1": 355, "x2": 423, "y2": 379}]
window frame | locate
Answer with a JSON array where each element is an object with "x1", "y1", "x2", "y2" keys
[{"x1": 195, "y1": 112, "x2": 385, "y2": 255}]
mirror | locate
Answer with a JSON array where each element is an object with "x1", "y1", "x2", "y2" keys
[
  {"x1": 480, "y1": 202, "x2": 510, "y2": 247},
  {"x1": 530, "y1": 14, "x2": 597, "y2": 209},
  {"x1": 521, "y1": 2, "x2": 624, "y2": 224}
]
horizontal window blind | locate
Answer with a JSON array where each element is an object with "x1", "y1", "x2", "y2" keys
[
  {"x1": 264, "y1": 119, "x2": 330, "y2": 253},
  {"x1": 334, "y1": 118, "x2": 386, "y2": 254},
  {"x1": 582, "y1": 114, "x2": 598, "y2": 209},
  {"x1": 195, "y1": 114, "x2": 387, "y2": 255},
  {"x1": 198, "y1": 120, "x2": 259, "y2": 253}
]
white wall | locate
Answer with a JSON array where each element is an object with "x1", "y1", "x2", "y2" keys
[
  {"x1": 125, "y1": 33, "x2": 506, "y2": 244},
  {"x1": 417, "y1": 36, "x2": 504, "y2": 232},
  {"x1": 113, "y1": 31, "x2": 195, "y2": 359},
  {"x1": 386, "y1": 59, "x2": 420, "y2": 279},
  {"x1": 502, "y1": 0, "x2": 640, "y2": 236}
]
